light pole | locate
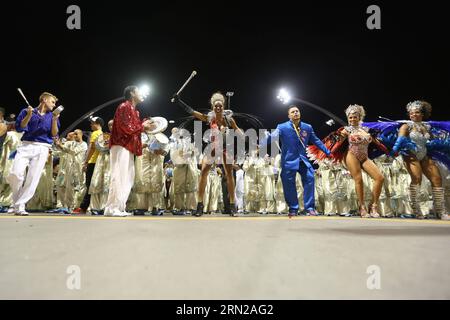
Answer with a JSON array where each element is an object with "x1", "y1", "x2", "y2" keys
[
  {"x1": 276, "y1": 88, "x2": 346, "y2": 126},
  {"x1": 226, "y1": 91, "x2": 234, "y2": 109}
]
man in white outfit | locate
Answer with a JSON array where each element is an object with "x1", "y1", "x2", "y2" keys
[
  {"x1": 6, "y1": 92, "x2": 60, "y2": 215},
  {"x1": 103, "y1": 86, "x2": 152, "y2": 217}
]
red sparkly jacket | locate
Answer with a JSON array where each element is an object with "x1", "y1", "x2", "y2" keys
[{"x1": 110, "y1": 100, "x2": 145, "y2": 156}]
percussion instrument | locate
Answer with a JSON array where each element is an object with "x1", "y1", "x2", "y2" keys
[
  {"x1": 53, "y1": 105, "x2": 64, "y2": 116},
  {"x1": 95, "y1": 132, "x2": 111, "y2": 152},
  {"x1": 146, "y1": 117, "x2": 168, "y2": 134},
  {"x1": 148, "y1": 132, "x2": 169, "y2": 154}
]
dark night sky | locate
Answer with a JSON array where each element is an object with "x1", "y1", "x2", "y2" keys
[{"x1": 1, "y1": 0, "x2": 449, "y2": 137}]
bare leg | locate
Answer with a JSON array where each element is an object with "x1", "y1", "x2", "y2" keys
[
  {"x1": 344, "y1": 151, "x2": 368, "y2": 217},
  {"x1": 420, "y1": 157, "x2": 442, "y2": 188},
  {"x1": 223, "y1": 163, "x2": 236, "y2": 205},
  {"x1": 194, "y1": 157, "x2": 212, "y2": 216},
  {"x1": 361, "y1": 159, "x2": 385, "y2": 217},
  {"x1": 197, "y1": 158, "x2": 212, "y2": 201}
]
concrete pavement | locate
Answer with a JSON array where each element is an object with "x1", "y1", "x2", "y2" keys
[{"x1": 0, "y1": 214, "x2": 449, "y2": 299}]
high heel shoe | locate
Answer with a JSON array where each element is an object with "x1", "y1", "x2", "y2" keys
[
  {"x1": 369, "y1": 203, "x2": 380, "y2": 218},
  {"x1": 360, "y1": 205, "x2": 370, "y2": 218}
]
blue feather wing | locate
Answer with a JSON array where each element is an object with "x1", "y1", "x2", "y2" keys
[
  {"x1": 363, "y1": 121, "x2": 415, "y2": 155},
  {"x1": 427, "y1": 121, "x2": 450, "y2": 170},
  {"x1": 365, "y1": 121, "x2": 450, "y2": 169}
]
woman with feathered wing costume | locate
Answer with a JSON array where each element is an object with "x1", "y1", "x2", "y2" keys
[{"x1": 363, "y1": 101, "x2": 449, "y2": 220}]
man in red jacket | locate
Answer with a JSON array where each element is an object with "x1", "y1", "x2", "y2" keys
[{"x1": 104, "y1": 86, "x2": 152, "y2": 216}]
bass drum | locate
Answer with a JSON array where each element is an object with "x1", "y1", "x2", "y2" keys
[{"x1": 95, "y1": 132, "x2": 111, "y2": 153}]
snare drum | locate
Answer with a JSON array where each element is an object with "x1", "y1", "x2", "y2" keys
[{"x1": 148, "y1": 133, "x2": 169, "y2": 154}]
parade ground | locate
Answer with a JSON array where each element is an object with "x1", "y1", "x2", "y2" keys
[{"x1": 1, "y1": 213, "x2": 449, "y2": 300}]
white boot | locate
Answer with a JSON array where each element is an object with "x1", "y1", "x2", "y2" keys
[
  {"x1": 432, "y1": 187, "x2": 447, "y2": 220},
  {"x1": 409, "y1": 185, "x2": 424, "y2": 219}
]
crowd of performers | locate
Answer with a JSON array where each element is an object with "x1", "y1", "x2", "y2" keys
[{"x1": 0, "y1": 88, "x2": 449, "y2": 219}]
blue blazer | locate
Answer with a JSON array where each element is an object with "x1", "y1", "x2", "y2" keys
[{"x1": 263, "y1": 120, "x2": 330, "y2": 171}]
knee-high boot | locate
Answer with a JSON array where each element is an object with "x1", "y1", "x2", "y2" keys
[
  {"x1": 432, "y1": 187, "x2": 448, "y2": 220},
  {"x1": 409, "y1": 184, "x2": 424, "y2": 219}
]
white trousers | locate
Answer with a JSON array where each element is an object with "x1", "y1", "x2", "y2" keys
[
  {"x1": 104, "y1": 145, "x2": 135, "y2": 215},
  {"x1": 235, "y1": 191, "x2": 244, "y2": 210},
  {"x1": 6, "y1": 142, "x2": 50, "y2": 209}
]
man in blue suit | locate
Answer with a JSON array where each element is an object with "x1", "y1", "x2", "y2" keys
[{"x1": 262, "y1": 105, "x2": 331, "y2": 216}]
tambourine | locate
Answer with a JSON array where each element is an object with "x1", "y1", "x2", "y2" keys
[{"x1": 146, "y1": 117, "x2": 168, "y2": 134}]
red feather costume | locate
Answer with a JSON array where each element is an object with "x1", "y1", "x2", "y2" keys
[{"x1": 308, "y1": 127, "x2": 389, "y2": 164}]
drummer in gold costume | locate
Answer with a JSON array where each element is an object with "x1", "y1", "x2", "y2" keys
[
  {"x1": 0, "y1": 129, "x2": 23, "y2": 211},
  {"x1": 257, "y1": 154, "x2": 275, "y2": 214},
  {"x1": 128, "y1": 117, "x2": 169, "y2": 215},
  {"x1": 51, "y1": 132, "x2": 74, "y2": 213},
  {"x1": 165, "y1": 161, "x2": 175, "y2": 211},
  {"x1": 243, "y1": 150, "x2": 261, "y2": 213},
  {"x1": 203, "y1": 164, "x2": 223, "y2": 214},
  {"x1": 170, "y1": 127, "x2": 199, "y2": 215},
  {"x1": 54, "y1": 129, "x2": 88, "y2": 212},
  {"x1": 318, "y1": 161, "x2": 351, "y2": 216},
  {"x1": 0, "y1": 107, "x2": 6, "y2": 153},
  {"x1": 88, "y1": 120, "x2": 113, "y2": 214}
]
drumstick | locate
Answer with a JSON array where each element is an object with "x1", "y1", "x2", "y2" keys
[
  {"x1": 17, "y1": 88, "x2": 31, "y2": 106},
  {"x1": 171, "y1": 70, "x2": 197, "y2": 102}
]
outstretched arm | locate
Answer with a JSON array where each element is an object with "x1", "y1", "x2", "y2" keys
[
  {"x1": 338, "y1": 128, "x2": 349, "y2": 141},
  {"x1": 172, "y1": 94, "x2": 208, "y2": 122},
  {"x1": 390, "y1": 124, "x2": 410, "y2": 156},
  {"x1": 398, "y1": 124, "x2": 409, "y2": 137},
  {"x1": 310, "y1": 128, "x2": 331, "y2": 156},
  {"x1": 330, "y1": 128, "x2": 348, "y2": 153}
]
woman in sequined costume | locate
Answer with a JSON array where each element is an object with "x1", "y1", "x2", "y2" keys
[
  {"x1": 308, "y1": 105, "x2": 389, "y2": 218},
  {"x1": 390, "y1": 101, "x2": 448, "y2": 220},
  {"x1": 338, "y1": 105, "x2": 387, "y2": 217},
  {"x1": 173, "y1": 92, "x2": 243, "y2": 216}
]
